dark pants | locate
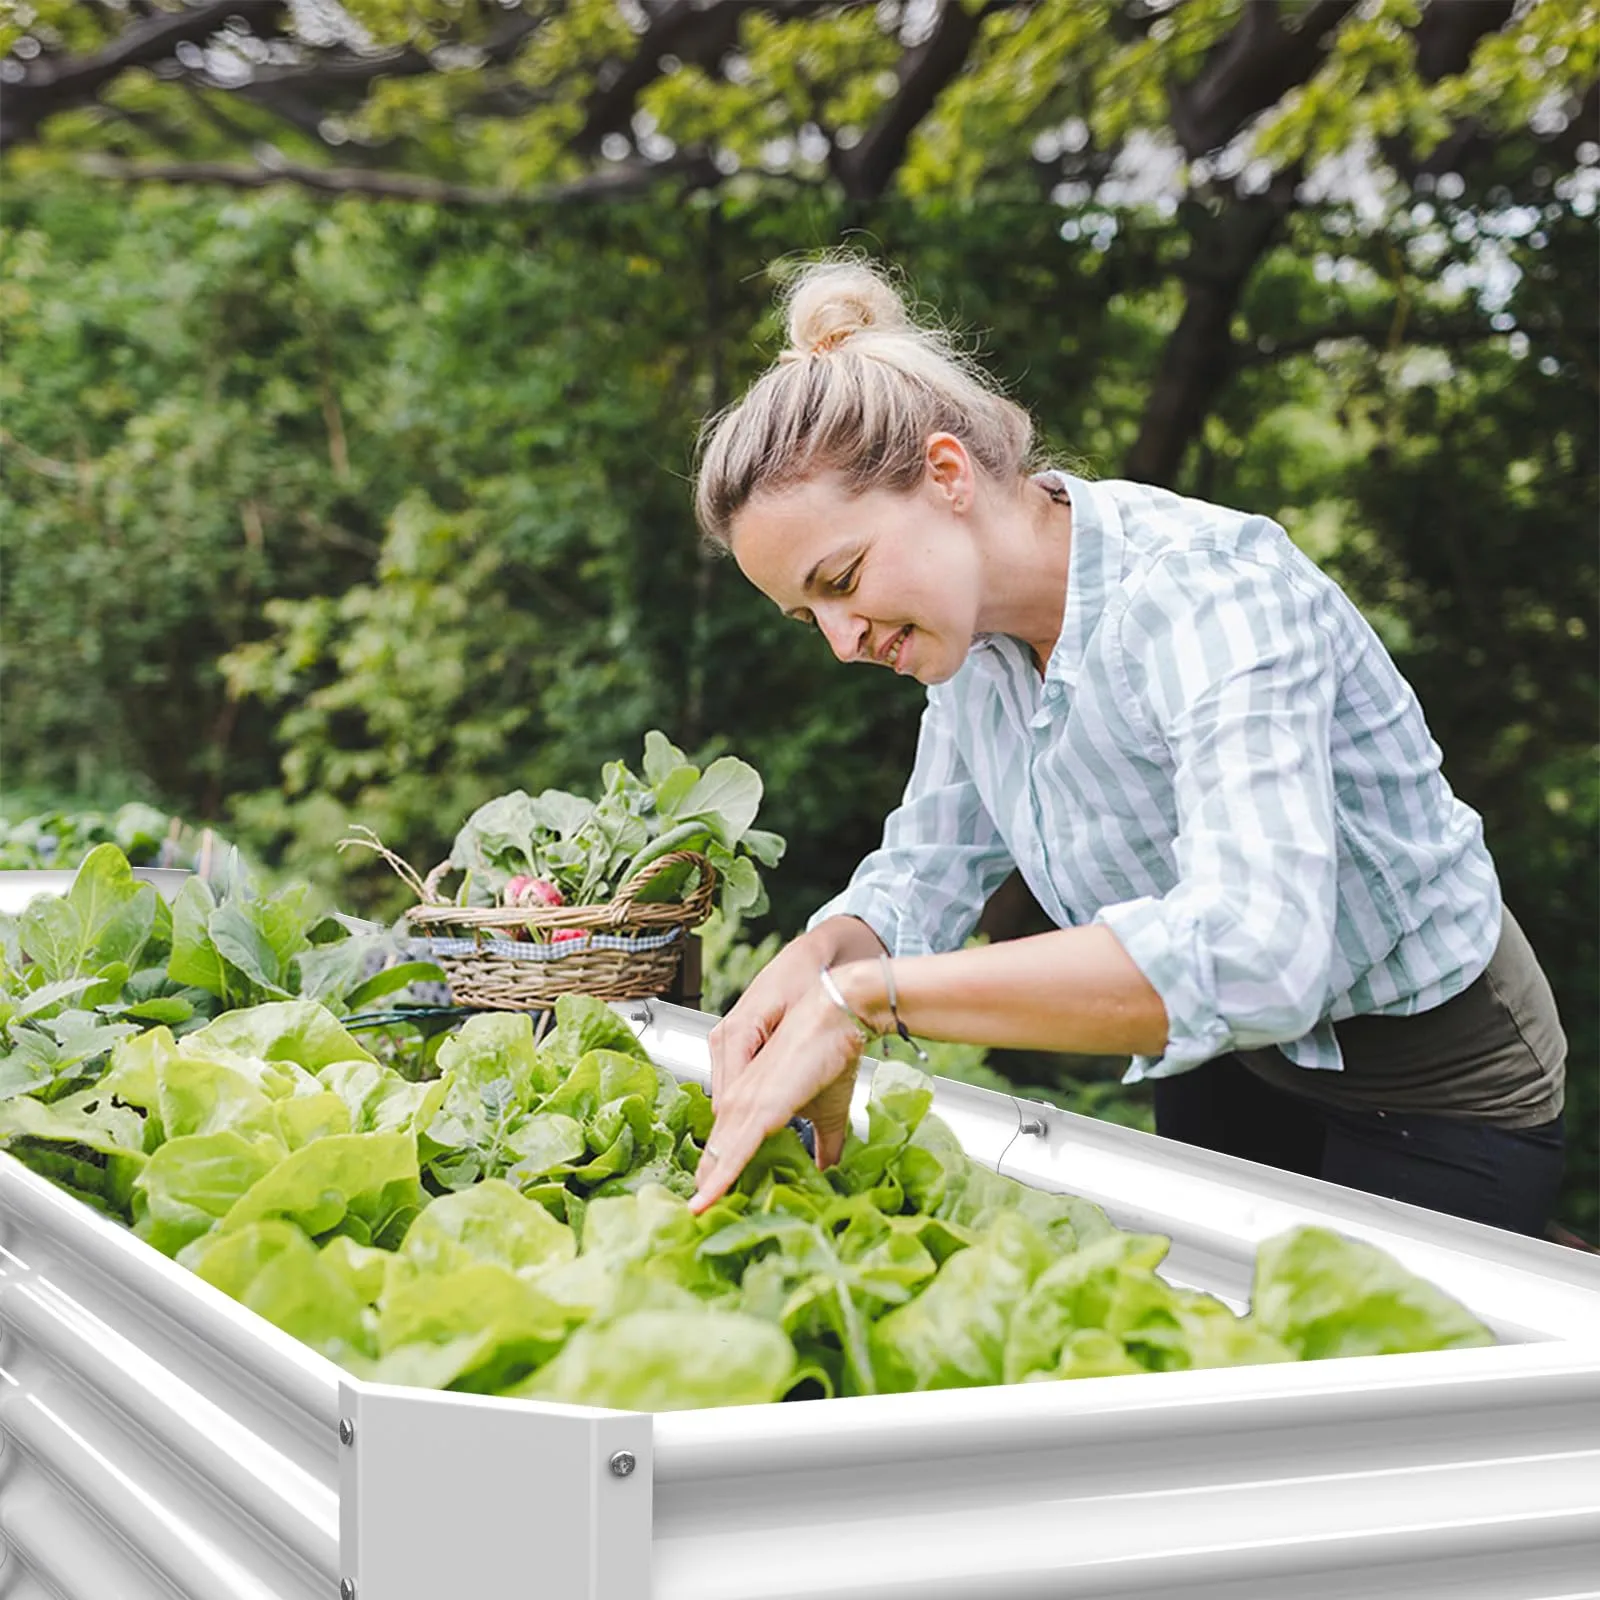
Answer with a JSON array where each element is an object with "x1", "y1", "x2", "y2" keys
[{"x1": 1153, "y1": 1055, "x2": 1565, "y2": 1237}]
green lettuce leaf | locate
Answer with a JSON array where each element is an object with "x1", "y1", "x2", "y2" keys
[
  {"x1": 1251, "y1": 1227, "x2": 1497, "y2": 1359},
  {"x1": 510, "y1": 1308, "x2": 795, "y2": 1411},
  {"x1": 872, "y1": 1210, "x2": 1055, "y2": 1391},
  {"x1": 133, "y1": 1129, "x2": 286, "y2": 1256},
  {"x1": 180, "y1": 1220, "x2": 378, "y2": 1366},
  {"x1": 219, "y1": 1130, "x2": 422, "y2": 1248},
  {"x1": 191, "y1": 1001, "x2": 377, "y2": 1073}
]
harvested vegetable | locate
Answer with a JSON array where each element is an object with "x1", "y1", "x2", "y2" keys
[{"x1": 446, "y1": 730, "x2": 785, "y2": 920}]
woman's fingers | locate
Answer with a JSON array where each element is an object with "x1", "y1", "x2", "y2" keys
[
  {"x1": 687, "y1": 1098, "x2": 779, "y2": 1215},
  {"x1": 690, "y1": 991, "x2": 864, "y2": 1214},
  {"x1": 707, "y1": 1016, "x2": 729, "y2": 1107},
  {"x1": 800, "y1": 1065, "x2": 859, "y2": 1170},
  {"x1": 708, "y1": 1011, "x2": 769, "y2": 1109}
]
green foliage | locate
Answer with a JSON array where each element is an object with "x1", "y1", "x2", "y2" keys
[
  {"x1": 0, "y1": 186, "x2": 384, "y2": 810},
  {"x1": 437, "y1": 730, "x2": 783, "y2": 917},
  {"x1": 0, "y1": 974, "x2": 1496, "y2": 1405},
  {"x1": 0, "y1": 847, "x2": 437, "y2": 1138},
  {"x1": 3, "y1": 166, "x2": 1593, "y2": 1230},
  {"x1": 1, "y1": 802, "x2": 183, "y2": 871},
  {"x1": 11, "y1": 0, "x2": 1590, "y2": 214}
]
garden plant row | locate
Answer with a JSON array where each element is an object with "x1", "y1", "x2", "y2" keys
[{"x1": 0, "y1": 775, "x2": 1496, "y2": 1409}]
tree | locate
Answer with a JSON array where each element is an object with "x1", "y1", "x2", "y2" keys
[
  {"x1": 4, "y1": 3, "x2": 1596, "y2": 1231},
  {"x1": 5, "y1": 1, "x2": 1594, "y2": 486}
]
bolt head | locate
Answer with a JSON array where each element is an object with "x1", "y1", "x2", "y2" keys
[
  {"x1": 609, "y1": 1449, "x2": 637, "y2": 1478},
  {"x1": 340, "y1": 1581, "x2": 356, "y2": 1600},
  {"x1": 338, "y1": 1417, "x2": 355, "y2": 1446}
]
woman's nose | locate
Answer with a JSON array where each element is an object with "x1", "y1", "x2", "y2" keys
[{"x1": 816, "y1": 607, "x2": 867, "y2": 665}]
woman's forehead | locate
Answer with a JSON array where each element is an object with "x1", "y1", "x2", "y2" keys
[{"x1": 731, "y1": 478, "x2": 862, "y2": 577}]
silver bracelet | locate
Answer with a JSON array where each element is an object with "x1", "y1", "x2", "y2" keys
[
  {"x1": 879, "y1": 953, "x2": 930, "y2": 1062},
  {"x1": 818, "y1": 964, "x2": 875, "y2": 1042}
]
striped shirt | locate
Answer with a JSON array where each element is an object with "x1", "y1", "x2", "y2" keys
[{"x1": 808, "y1": 472, "x2": 1503, "y2": 1084}]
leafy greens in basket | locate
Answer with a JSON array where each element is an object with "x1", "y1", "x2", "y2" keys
[
  {"x1": 447, "y1": 730, "x2": 785, "y2": 919},
  {"x1": 0, "y1": 982, "x2": 1495, "y2": 1412}
]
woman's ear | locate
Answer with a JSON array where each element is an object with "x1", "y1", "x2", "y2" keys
[{"x1": 924, "y1": 431, "x2": 975, "y2": 512}]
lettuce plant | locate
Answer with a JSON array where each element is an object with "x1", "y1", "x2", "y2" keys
[
  {"x1": 0, "y1": 844, "x2": 440, "y2": 1195},
  {"x1": 0, "y1": 973, "x2": 1496, "y2": 1411}
]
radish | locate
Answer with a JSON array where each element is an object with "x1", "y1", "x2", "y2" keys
[{"x1": 504, "y1": 875, "x2": 565, "y2": 907}]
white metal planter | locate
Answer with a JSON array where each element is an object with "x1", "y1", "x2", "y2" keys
[{"x1": 2, "y1": 999, "x2": 1597, "y2": 1600}]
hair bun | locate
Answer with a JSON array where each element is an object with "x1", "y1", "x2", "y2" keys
[
  {"x1": 782, "y1": 258, "x2": 910, "y2": 358},
  {"x1": 692, "y1": 249, "x2": 1036, "y2": 547}
]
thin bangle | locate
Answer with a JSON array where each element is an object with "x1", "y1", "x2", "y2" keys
[
  {"x1": 879, "y1": 953, "x2": 929, "y2": 1062},
  {"x1": 818, "y1": 964, "x2": 875, "y2": 1043}
]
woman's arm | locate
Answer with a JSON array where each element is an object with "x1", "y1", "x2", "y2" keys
[
  {"x1": 690, "y1": 926, "x2": 1168, "y2": 1214},
  {"x1": 833, "y1": 923, "x2": 1169, "y2": 1057}
]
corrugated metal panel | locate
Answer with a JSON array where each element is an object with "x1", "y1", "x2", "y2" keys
[
  {"x1": 0, "y1": 1156, "x2": 340, "y2": 1600},
  {"x1": 3, "y1": 998, "x2": 1597, "y2": 1600},
  {"x1": 648, "y1": 1342, "x2": 1600, "y2": 1600}
]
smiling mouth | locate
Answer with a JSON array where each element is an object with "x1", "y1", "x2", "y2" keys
[{"x1": 879, "y1": 626, "x2": 912, "y2": 669}]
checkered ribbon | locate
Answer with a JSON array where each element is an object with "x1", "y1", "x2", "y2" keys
[{"x1": 406, "y1": 926, "x2": 684, "y2": 963}]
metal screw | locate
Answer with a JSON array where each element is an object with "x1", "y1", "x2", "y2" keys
[
  {"x1": 1019, "y1": 1116, "x2": 1048, "y2": 1137},
  {"x1": 609, "y1": 1450, "x2": 637, "y2": 1478},
  {"x1": 340, "y1": 1581, "x2": 356, "y2": 1600},
  {"x1": 338, "y1": 1417, "x2": 355, "y2": 1446}
]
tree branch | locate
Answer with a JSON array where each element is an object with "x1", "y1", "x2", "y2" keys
[
  {"x1": 1411, "y1": 0, "x2": 1516, "y2": 82},
  {"x1": 1168, "y1": 0, "x2": 1357, "y2": 159},
  {"x1": 228, "y1": 7, "x2": 552, "y2": 130},
  {"x1": 76, "y1": 149, "x2": 722, "y2": 206},
  {"x1": 0, "y1": 428, "x2": 82, "y2": 483},
  {"x1": 570, "y1": 0, "x2": 773, "y2": 159},
  {"x1": 1384, "y1": 0, "x2": 1517, "y2": 178},
  {"x1": 1135, "y1": 1, "x2": 1544, "y2": 490},
  {"x1": 1238, "y1": 315, "x2": 1600, "y2": 367},
  {"x1": 1123, "y1": 172, "x2": 1300, "y2": 485},
  {"x1": 831, "y1": 0, "x2": 1008, "y2": 203},
  {"x1": 0, "y1": 0, "x2": 288, "y2": 150}
]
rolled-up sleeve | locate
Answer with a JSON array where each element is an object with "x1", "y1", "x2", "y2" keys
[
  {"x1": 1096, "y1": 546, "x2": 1340, "y2": 1080},
  {"x1": 807, "y1": 688, "x2": 1015, "y2": 958}
]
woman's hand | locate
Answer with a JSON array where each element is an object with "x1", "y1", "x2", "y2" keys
[
  {"x1": 704, "y1": 916, "x2": 884, "y2": 1111},
  {"x1": 690, "y1": 975, "x2": 868, "y2": 1214},
  {"x1": 692, "y1": 916, "x2": 886, "y2": 1215}
]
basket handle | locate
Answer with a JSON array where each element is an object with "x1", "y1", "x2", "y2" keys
[
  {"x1": 608, "y1": 850, "x2": 716, "y2": 923},
  {"x1": 337, "y1": 826, "x2": 434, "y2": 903},
  {"x1": 420, "y1": 860, "x2": 455, "y2": 905}
]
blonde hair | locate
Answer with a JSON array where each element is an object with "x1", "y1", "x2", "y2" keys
[{"x1": 692, "y1": 254, "x2": 1036, "y2": 547}]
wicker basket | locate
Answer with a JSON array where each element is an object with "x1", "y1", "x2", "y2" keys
[{"x1": 342, "y1": 830, "x2": 716, "y2": 1008}]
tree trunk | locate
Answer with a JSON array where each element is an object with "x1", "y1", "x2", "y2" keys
[{"x1": 1123, "y1": 179, "x2": 1296, "y2": 487}]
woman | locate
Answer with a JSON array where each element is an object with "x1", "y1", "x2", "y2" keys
[{"x1": 686, "y1": 255, "x2": 1566, "y2": 1239}]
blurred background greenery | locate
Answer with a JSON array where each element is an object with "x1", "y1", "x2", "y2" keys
[{"x1": 1, "y1": 0, "x2": 1594, "y2": 1235}]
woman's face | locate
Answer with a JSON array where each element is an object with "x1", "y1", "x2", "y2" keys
[{"x1": 728, "y1": 459, "x2": 982, "y2": 686}]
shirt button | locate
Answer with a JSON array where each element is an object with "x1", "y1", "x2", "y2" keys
[{"x1": 1045, "y1": 682, "x2": 1065, "y2": 702}]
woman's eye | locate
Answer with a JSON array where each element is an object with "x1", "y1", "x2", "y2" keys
[{"x1": 828, "y1": 562, "x2": 860, "y2": 596}]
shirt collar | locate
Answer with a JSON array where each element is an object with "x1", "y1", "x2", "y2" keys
[
  {"x1": 1038, "y1": 469, "x2": 1118, "y2": 694},
  {"x1": 969, "y1": 471, "x2": 1120, "y2": 695}
]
